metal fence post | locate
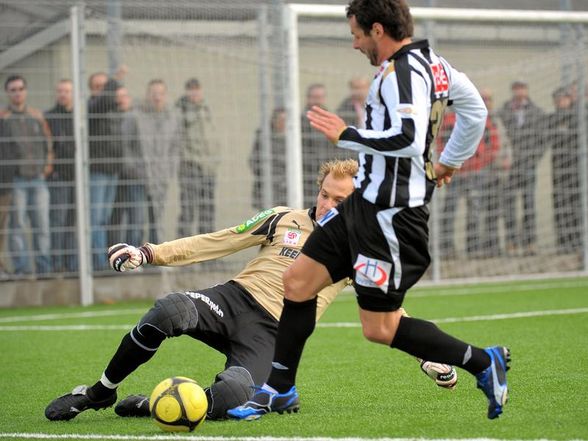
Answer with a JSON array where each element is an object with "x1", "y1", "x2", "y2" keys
[
  {"x1": 71, "y1": 3, "x2": 93, "y2": 305},
  {"x1": 284, "y1": 5, "x2": 303, "y2": 210},
  {"x1": 258, "y1": 5, "x2": 274, "y2": 209},
  {"x1": 576, "y1": 24, "x2": 588, "y2": 273}
]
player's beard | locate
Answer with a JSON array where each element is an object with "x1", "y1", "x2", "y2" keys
[{"x1": 362, "y1": 47, "x2": 379, "y2": 66}]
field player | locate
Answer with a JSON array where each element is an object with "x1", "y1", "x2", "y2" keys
[
  {"x1": 45, "y1": 159, "x2": 456, "y2": 422},
  {"x1": 229, "y1": 0, "x2": 510, "y2": 422}
]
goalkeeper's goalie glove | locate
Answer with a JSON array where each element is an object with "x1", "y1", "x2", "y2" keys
[
  {"x1": 108, "y1": 243, "x2": 146, "y2": 272},
  {"x1": 419, "y1": 359, "x2": 458, "y2": 390}
]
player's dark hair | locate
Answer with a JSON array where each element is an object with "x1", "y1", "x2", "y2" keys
[
  {"x1": 346, "y1": 0, "x2": 414, "y2": 41},
  {"x1": 185, "y1": 77, "x2": 201, "y2": 89},
  {"x1": 4, "y1": 74, "x2": 26, "y2": 91}
]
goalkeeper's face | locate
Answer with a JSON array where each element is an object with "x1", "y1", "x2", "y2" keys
[{"x1": 315, "y1": 173, "x2": 355, "y2": 221}]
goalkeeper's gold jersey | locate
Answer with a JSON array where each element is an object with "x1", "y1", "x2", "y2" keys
[{"x1": 143, "y1": 206, "x2": 350, "y2": 321}]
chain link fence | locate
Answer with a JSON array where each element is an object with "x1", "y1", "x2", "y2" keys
[{"x1": 0, "y1": 1, "x2": 587, "y2": 305}]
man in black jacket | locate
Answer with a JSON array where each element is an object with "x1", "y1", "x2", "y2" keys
[
  {"x1": 499, "y1": 80, "x2": 546, "y2": 256},
  {"x1": 45, "y1": 79, "x2": 76, "y2": 273},
  {"x1": 87, "y1": 67, "x2": 126, "y2": 270}
]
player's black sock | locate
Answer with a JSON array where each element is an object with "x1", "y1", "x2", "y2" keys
[
  {"x1": 87, "y1": 381, "x2": 114, "y2": 401},
  {"x1": 391, "y1": 316, "x2": 490, "y2": 375},
  {"x1": 88, "y1": 327, "x2": 165, "y2": 400},
  {"x1": 267, "y1": 296, "x2": 317, "y2": 393}
]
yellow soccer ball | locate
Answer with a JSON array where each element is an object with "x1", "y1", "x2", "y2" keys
[{"x1": 149, "y1": 376, "x2": 208, "y2": 432}]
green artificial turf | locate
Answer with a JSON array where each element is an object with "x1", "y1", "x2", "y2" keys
[{"x1": 0, "y1": 277, "x2": 587, "y2": 440}]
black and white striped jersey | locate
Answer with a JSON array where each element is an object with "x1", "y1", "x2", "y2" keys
[{"x1": 337, "y1": 39, "x2": 487, "y2": 208}]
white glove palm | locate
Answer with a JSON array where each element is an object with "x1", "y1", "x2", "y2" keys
[
  {"x1": 420, "y1": 360, "x2": 458, "y2": 389},
  {"x1": 108, "y1": 243, "x2": 146, "y2": 272}
]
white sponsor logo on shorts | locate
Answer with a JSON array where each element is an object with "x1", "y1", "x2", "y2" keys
[
  {"x1": 185, "y1": 291, "x2": 224, "y2": 317},
  {"x1": 353, "y1": 254, "x2": 392, "y2": 293}
]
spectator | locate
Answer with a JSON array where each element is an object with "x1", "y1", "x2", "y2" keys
[
  {"x1": 437, "y1": 89, "x2": 504, "y2": 258},
  {"x1": 0, "y1": 75, "x2": 53, "y2": 275},
  {"x1": 249, "y1": 108, "x2": 287, "y2": 210},
  {"x1": 108, "y1": 87, "x2": 147, "y2": 246},
  {"x1": 88, "y1": 72, "x2": 108, "y2": 98},
  {"x1": 499, "y1": 80, "x2": 546, "y2": 256},
  {"x1": 546, "y1": 86, "x2": 581, "y2": 255},
  {"x1": 300, "y1": 83, "x2": 351, "y2": 207},
  {"x1": 336, "y1": 75, "x2": 370, "y2": 128},
  {"x1": 87, "y1": 67, "x2": 126, "y2": 270},
  {"x1": 0, "y1": 110, "x2": 15, "y2": 279},
  {"x1": 45, "y1": 79, "x2": 77, "y2": 273},
  {"x1": 133, "y1": 79, "x2": 180, "y2": 243},
  {"x1": 482, "y1": 89, "x2": 513, "y2": 257},
  {"x1": 176, "y1": 78, "x2": 218, "y2": 236}
]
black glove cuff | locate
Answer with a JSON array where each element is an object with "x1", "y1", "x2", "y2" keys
[{"x1": 139, "y1": 245, "x2": 153, "y2": 264}]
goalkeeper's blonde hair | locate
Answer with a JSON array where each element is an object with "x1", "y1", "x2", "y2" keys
[{"x1": 316, "y1": 159, "x2": 359, "y2": 189}]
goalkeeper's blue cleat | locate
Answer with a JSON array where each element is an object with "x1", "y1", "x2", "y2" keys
[
  {"x1": 227, "y1": 386, "x2": 299, "y2": 420},
  {"x1": 476, "y1": 346, "x2": 511, "y2": 419}
]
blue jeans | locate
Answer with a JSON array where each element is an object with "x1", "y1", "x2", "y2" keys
[
  {"x1": 49, "y1": 181, "x2": 77, "y2": 273},
  {"x1": 90, "y1": 172, "x2": 118, "y2": 271},
  {"x1": 178, "y1": 162, "x2": 216, "y2": 236},
  {"x1": 110, "y1": 182, "x2": 147, "y2": 246},
  {"x1": 10, "y1": 176, "x2": 51, "y2": 274}
]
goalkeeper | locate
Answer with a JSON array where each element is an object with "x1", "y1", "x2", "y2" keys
[{"x1": 45, "y1": 159, "x2": 456, "y2": 422}]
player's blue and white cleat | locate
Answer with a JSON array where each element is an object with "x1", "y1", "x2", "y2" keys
[
  {"x1": 476, "y1": 346, "x2": 511, "y2": 419},
  {"x1": 227, "y1": 386, "x2": 299, "y2": 420}
]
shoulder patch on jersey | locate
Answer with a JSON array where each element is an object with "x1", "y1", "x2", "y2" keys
[
  {"x1": 431, "y1": 63, "x2": 449, "y2": 94},
  {"x1": 234, "y1": 209, "x2": 275, "y2": 234}
]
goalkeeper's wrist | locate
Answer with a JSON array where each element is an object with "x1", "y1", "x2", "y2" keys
[{"x1": 138, "y1": 244, "x2": 154, "y2": 264}]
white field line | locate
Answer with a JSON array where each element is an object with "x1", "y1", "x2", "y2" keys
[
  {"x1": 1, "y1": 307, "x2": 587, "y2": 331},
  {"x1": 295, "y1": 279, "x2": 588, "y2": 304},
  {"x1": 1, "y1": 278, "x2": 587, "y2": 324},
  {"x1": 0, "y1": 435, "x2": 583, "y2": 441},
  {"x1": 0, "y1": 308, "x2": 145, "y2": 323}
]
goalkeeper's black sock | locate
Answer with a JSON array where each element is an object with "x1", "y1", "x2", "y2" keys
[
  {"x1": 391, "y1": 316, "x2": 490, "y2": 375},
  {"x1": 88, "y1": 327, "x2": 165, "y2": 400},
  {"x1": 267, "y1": 296, "x2": 317, "y2": 393}
]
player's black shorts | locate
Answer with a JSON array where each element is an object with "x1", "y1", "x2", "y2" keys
[
  {"x1": 178, "y1": 280, "x2": 278, "y2": 385},
  {"x1": 303, "y1": 190, "x2": 431, "y2": 312}
]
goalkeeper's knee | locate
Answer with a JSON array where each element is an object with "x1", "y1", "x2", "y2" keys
[
  {"x1": 136, "y1": 293, "x2": 199, "y2": 344},
  {"x1": 205, "y1": 366, "x2": 254, "y2": 420}
]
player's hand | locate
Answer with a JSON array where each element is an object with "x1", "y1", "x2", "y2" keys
[
  {"x1": 306, "y1": 105, "x2": 347, "y2": 143},
  {"x1": 420, "y1": 360, "x2": 458, "y2": 389},
  {"x1": 108, "y1": 243, "x2": 145, "y2": 272},
  {"x1": 433, "y1": 162, "x2": 457, "y2": 188}
]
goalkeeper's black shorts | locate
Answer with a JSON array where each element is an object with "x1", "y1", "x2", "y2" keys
[
  {"x1": 181, "y1": 280, "x2": 278, "y2": 385},
  {"x1": 302, "y1": 190, "x2": 431, "y2": 312}
]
